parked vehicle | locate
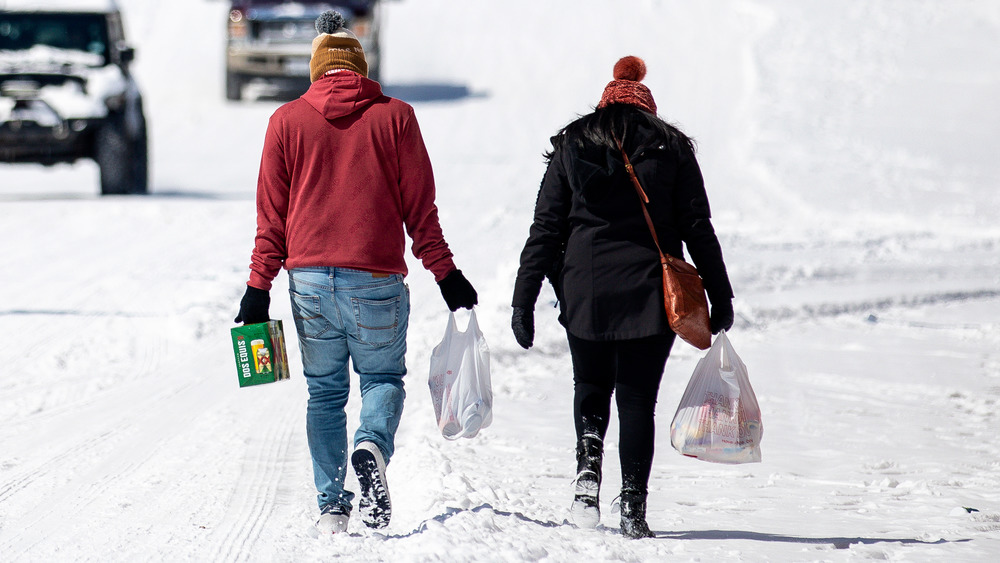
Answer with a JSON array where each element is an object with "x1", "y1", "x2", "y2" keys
[
  {"x1": 225, "y1": 0, "x2": 381, "y2": 101},
  {"x1": 0, "y1": 0, "x2": 148, "y2": 195}
]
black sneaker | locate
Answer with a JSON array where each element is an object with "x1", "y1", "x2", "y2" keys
[{"x1": 351, "y1": 442, "x2": 391, "y2": 529}]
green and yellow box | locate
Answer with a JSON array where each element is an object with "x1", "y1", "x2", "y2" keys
[{"x1": 231, "y1": 320, "x2": 290, "y2": 387}]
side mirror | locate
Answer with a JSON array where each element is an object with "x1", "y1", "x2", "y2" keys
[{"x1": 119, "y1": 45, "x2": 136, "y2": 66}]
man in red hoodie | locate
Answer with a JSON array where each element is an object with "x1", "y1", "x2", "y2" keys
[{"x1": 234, "y1": 11, "x2": 477, "y2": 534}]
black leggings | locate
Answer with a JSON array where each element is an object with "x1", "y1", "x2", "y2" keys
[{"x1": 567, "y1": 331, "x2": 675, "y2": 494}]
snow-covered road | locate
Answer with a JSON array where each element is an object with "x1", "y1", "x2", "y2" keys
[{"x1": 2, "y1": 1, "x2": 999, "y2": 561}]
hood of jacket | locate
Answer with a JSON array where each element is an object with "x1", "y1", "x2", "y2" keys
[
  {"x1": 301, "y1": 71, "x2": 384, "y2": 120},
  {"x1": 561, "y1": 120, "x2": 677, "y2": 205}
]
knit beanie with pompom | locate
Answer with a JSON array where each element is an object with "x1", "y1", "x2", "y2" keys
[
  {"x1": 310, "y1": 10, "x2": 368, "y2": 82},
  {"x1": 596, "y1": 56, "x2": 656, "y2": 115}
]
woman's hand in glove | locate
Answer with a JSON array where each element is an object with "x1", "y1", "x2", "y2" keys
[
  {"x1": 511, "y1": 306, "x2": 534, "y2": 349},
  {"x1": 709, "y1": 298, "x2": 734, "y2": 334}
]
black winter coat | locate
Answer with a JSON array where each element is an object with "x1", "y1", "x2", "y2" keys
[{"x1": 512, "y1": 119, "x2": 733, "y2": 341}]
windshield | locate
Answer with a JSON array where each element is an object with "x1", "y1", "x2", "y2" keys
[
  {"x1": 233, "y1": 1, "x2": 375, "y2": 13},
  {"x1": 236, "y1": 1, "x2": 369, "y2": 5},
  {"x1": 0, "y1": 13, "x2": 109, "y2": 64}
]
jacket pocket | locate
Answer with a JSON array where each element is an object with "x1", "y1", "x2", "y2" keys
[
  {"x1": 290, "y1": 291, "x2": 330, "y2": 339},
  {"x1": 351, "y1": 296, "x2": 402, "y2": 347}
]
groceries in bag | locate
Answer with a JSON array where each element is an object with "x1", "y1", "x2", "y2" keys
[
  {"x1": 428, "y1": 309, "x2": 493, "y2": 440},
  {"x1": 230, "y1": 320, "x2": 290, "y2": 387},
  {"x1": 670, "y1": 331, "x2": 762, "y2": 463}
]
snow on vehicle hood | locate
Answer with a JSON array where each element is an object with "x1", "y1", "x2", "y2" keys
[
  {"x1": 246, "y1": 2, "x2": 335, "y2": 20},
  {"x1": 0, "y1": 0, "x2": 119, "y2": 13},
  {"x1": 301, "y1": 70, "x2": 382, "y2": 120},
  {"x1": 0, "y1": 45, "x2": 103, "y2": 69},
  {"x1": 0, "y1": 45, "x2": 126, "y2": 121}
]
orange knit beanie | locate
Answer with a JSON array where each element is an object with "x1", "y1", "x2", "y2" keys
[
  {"x1": 596, "y1": 56, "x2": 656, "y2": 115},
  {"x1": 310, "y1": 11, "x2": 368, "y2": 82}
]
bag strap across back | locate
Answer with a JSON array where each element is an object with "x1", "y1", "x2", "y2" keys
[{"x1": 616, "y1": 139, "x2": 673, "y2": 267}]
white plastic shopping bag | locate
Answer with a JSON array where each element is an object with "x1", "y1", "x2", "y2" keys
[
  {"x1": 428, "y1": 309, "x2": 493, "y2": 440},
  {"x1": 670, "y1": 331, "x2": 762, "y2": 463}
]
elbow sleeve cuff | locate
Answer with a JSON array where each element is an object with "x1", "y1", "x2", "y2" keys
[{"x1": 512, "y1": 278, "x2": 542, "y2": 309}]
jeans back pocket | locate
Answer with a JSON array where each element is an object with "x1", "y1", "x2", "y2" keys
[
  {"x1": 351, "y1": 296, "x2": 401, "y2": 347},
  {"x1": 290, "y1": 291, "x2": 330, "y2": 339}
]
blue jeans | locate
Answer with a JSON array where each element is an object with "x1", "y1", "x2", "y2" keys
[{"x1": 288, "y1": 267, "x2": 409, "y2": 511}]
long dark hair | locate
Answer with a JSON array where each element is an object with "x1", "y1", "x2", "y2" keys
[{"x1": 545, "y1": 104, "x2": 695, "y2": 162}]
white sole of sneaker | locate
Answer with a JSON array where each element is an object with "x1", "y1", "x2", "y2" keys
[{"x1": 316, "y1": 512, "x2": 349, "y2": 534}]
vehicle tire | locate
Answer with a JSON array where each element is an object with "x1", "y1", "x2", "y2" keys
[
  {"x1": 226, "y1": 71, "x2": 243, "y2": 101},
  {"x1": 130, "y1": 123, "x2": 149, "y2": 194},
  {"x1": 367, "y1": 50, "x2": 381, "y2": 83},
  {"x1": 96, "y1": 120, "x2": 147, "y2": 195}
]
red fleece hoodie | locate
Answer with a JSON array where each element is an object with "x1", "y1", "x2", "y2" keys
[{"x1": 248, "y1": 72, "x2": 456, "y2": 290}]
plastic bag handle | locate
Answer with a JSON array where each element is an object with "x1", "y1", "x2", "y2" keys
[
  {"x1": 718, "y1": 330, "x2": 732, "y2": 372},
  {"x1": 447, "y1": 308, "x2": 479, "y2": 336},
  {"x1": 444, "y1": 311, "x2": 458, "y2": 337}
]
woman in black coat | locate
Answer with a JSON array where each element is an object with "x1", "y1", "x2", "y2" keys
[{"x1": 511, "y1": 56, "x2": 734, "y2": 538}]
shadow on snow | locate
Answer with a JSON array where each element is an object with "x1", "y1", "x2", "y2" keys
[
  {"x1": 382, "y1": 82, "x2": 485, "y2": 104},
  {"x1": 377, "y1": 503, "x2": 972, "y2": 549},
  {"x1": 656, "y1": 529, "x2": 968, "y2": 549},
  {"x1": 384, "y1": 504, "x2": 563, "y2": 540},
  {"x1": 238, "y1": 81, "x2": 484, "y2": 105}
]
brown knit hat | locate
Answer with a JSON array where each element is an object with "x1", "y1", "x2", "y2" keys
[
  {"x1": 310, "y1": 11, "x2": 368, "y2": 82},
  {"x1": 596, "y1": 56, "x2": 656, "y2": 115}
]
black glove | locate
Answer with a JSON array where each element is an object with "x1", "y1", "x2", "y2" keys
[
  {"x1": 438, "y1": 270, "x2": 478, "y2": 311},
  {"x1": 709, "y1": 298, "x2": 734, "y2": 334},
  {"x1": 234, "y1": 285, "x2": 270, "y2": 325},
  {"x1": 511, "y1": 306, "x2": 534, "y2": 349}
]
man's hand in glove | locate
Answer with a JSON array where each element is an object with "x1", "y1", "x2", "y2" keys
[
  {"x1": 235, "y1": 285, "x2": 270, "y2": 325},
  {"x1": 438, "y1": 270, "x2": 478, "y2": 311}
]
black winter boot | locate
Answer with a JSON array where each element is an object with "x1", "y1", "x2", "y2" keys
[
  {"x1": 570, "y1": 433, "x2": 603, "y2": 528},
  {"x1": 620, "y1": 490, "x2": 655, "y2": 539}
]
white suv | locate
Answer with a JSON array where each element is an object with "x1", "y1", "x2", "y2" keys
[{"x1": 0, "y1": 0, "x2": 148, "y2": 195}]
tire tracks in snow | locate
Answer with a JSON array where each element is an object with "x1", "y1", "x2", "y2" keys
[
  {"x1": 0, "y1": 428, "x2": 118, "y2": 505},
  {"x1": 0, "y1": 377, "x2": 202, "y2": 557},
  {"x1": 0, "y1": 309, "x2": 166, "y2": 431},
  {"x1": 0, "y1": 364, "x2": 187, "y2": 508},
  {"x1": 740, "y1": 288, "x2": 1000, "y2": 328},
  {"x1": 210, "y1": 402, "x2": 298, "y2": 563}
]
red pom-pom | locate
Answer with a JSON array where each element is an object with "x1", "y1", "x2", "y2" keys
[{"x1": 613, "y1": 56, "x2": 646, "y2": 82}]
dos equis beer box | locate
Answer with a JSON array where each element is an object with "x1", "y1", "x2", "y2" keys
[{"x1": 231, "y1": 320, "x2": 290, "y2": 387}]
